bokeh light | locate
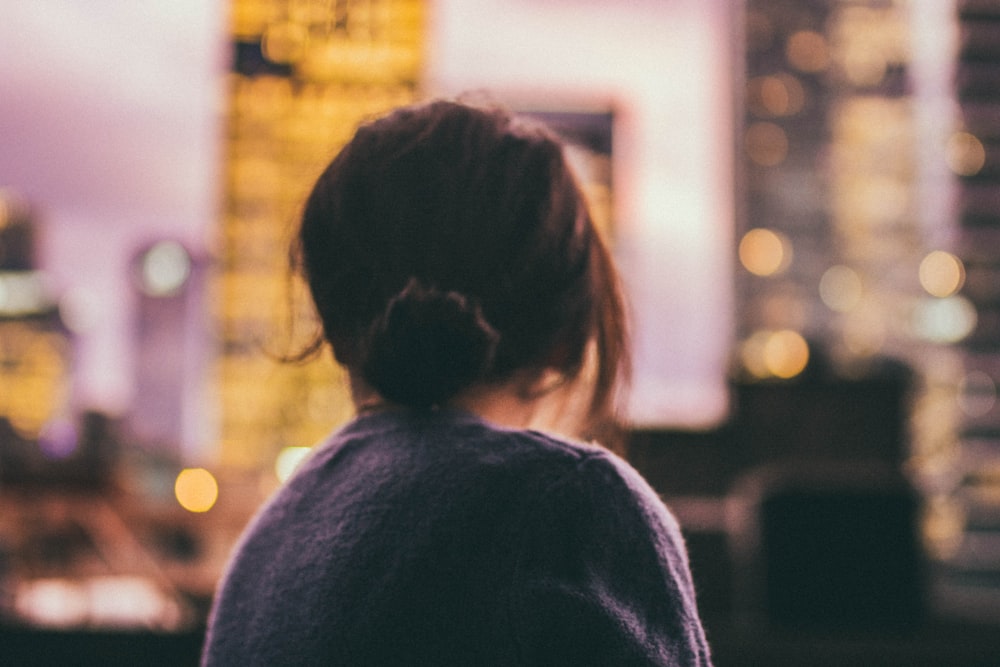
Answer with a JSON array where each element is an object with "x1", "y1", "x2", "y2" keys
[
  {"x1": 174, "y1": 468, "x2": 219, "y2": 513},
  {"x1": 919, "y1": 250, "x2": 965, "y2": 298},
  {"x1": 13, "y1": 576, "x2": 182, "y2": 631},
  {"x1": 275, "y1": 446, "x2": 312, "y2": 483},
  {"x1": 945, "y1": 131, "x2": 986, "y2": 177},
  {"x1": 819, "y1": 264, "x2": 863, "y2": 312},
  {"x1": 747, "y1": 74, "x2": 806, "y2": 117},
  {"x1": 911, "y1": 295, "x2": 978, "y2": 343},
  {"x1": 14, "y1": 579, "x2": 89, "y2": 628},
  {"x1": 138, "y1": 241, "x2": 192, "y2": 298},
  {"x1": 741, "y1": 329, "x2": 810, "y2": 380},
  {"x1": 786, "y1": 30, "x2": 830, "y2": 73},
  {"x1": 739, "y1": 227, "x2": 792, "y2": 276},
  {"x1": 764, "y1": 329, "x2": 810, "y2": 379},
  {"x1": 745, "y1": 121, "x2": 789, "y2": 167}
]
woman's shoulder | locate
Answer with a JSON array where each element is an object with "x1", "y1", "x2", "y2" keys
[
  {"x1": 299, "y1": 408, "x2": 664, "y2": 512},
  {"x1": 322, "y1": 407, "x2": 603, "y2": 461}
]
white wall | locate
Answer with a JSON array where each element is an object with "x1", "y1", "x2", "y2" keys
[{"x1": 427, "y1": 0, "x2": 736, "y2": 428}]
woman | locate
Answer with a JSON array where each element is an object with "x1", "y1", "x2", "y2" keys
[{"x1": 202, "y1": 99, "x2": 713, "y2": 666}]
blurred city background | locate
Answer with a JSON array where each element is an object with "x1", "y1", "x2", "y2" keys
[{"x1": 1, "y1": 0, "x2": 1000, "y2": 664}]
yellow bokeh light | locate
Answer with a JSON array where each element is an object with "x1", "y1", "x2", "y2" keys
[
  {"x1": 739, "y1": 228, "x2": 792, "y2": 276},
  {"x1": 819, "y1": 264, "x2": 863, "y2": 312},
  {"x1": 745, "y1": 122, "x2": 789, "y2": 167},
  {"x1": 175, "y1": 468, "x2": 219, "y2": 513},
  {"x1": 945, "y1": 131, "x2": 986, "y2": 177},
  {"x1": 786, "y1": 30, "x2": 830, "y2": 73},
  {"x1": 919, "y1": 250, "x2": 965, "y2": 298},
  {"x1": 764, "y1": 329, "x2": 810, "y2": 379},
  {"x1": 741, "y1": 329, "x2": 810, "y2": 380}
]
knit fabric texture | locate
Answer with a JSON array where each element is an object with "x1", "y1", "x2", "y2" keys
[{"x1": 202, "y1": 409, "x2": 712, "y2": 666}]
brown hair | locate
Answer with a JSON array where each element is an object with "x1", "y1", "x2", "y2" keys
[{"x1": 293, "y1": 99, "x2": 628, "y2": 429}]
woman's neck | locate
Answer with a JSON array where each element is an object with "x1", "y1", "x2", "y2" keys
[{"x1": 348, "y1": 371, "x2": 548, "y2": 431}]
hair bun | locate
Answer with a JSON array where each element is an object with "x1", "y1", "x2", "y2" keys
[{"x1": 361, "y1": 279, "x2": 500, "y2": 408}]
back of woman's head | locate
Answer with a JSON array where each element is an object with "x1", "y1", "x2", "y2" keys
[{"x1": 296, "y1": 99, "x2": 627, "y2": 425}]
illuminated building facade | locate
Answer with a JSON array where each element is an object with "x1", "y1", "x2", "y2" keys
[
  {"x1": 216, "y1": 0, "x2": 424, "y2": 469},
  {"x1": 736, "y1": 0, "x2": 1000, "y2": 623},
  {"x1": 945, "y1": 0, "x2": 1000, "y2": 622},
  {"x1": 0, "y1": 192, "x2": 85, "y2": 484}
]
